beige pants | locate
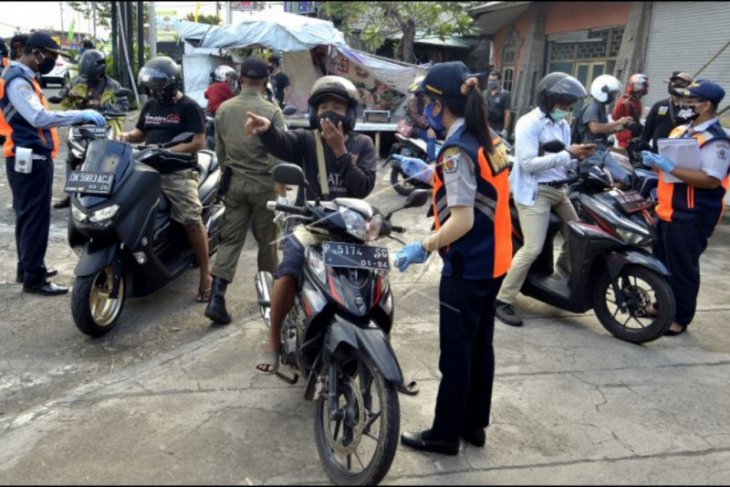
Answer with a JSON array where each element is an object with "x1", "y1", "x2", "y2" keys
[{"x1": 497, "y1": 185, "x2": 578, "y2": 304}]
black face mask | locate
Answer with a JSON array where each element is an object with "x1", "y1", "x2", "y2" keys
[
  {"x1": 36, "y1": 52, "x2": 56, "y2": 75},
  {"x1": 605, "y1": 93, "x2": 616, "y2": 105},
  {"x1": 317, "y1": 110, "x2": 347, "y2": 132}
]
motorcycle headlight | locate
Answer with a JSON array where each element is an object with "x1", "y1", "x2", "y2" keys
[
  {"x1": 366, "y1": 214, "x2": 383, "y2": 242},
  {"x1": 307, "y1": 248, "x2": 327, "y2": 285},
  {"x1": 615, "y1": 226, "x2": 651, "y2": 246},
  {"x1": 71, "y1": 204, "x2": 87, "y2": 222},
  {"x1": 89, "y1": 204, "x2": 120, "y2": 224},
  {"x1": 339, "y1": 206, "x2": 381, "y2": 242}
]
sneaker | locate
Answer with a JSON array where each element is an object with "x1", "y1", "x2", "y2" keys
[{"x1": 496, "y1": 300, "x2": 523, "y2": 327}]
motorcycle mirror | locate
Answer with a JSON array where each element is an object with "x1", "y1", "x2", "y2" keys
[
  {"x1": 282, "y1": 105, "x2": 297, "y2": 116},
  {"x1": 403, "y1": 189, "x2": 430, "y2": 209},
  {"x1": 115, "y1": 88, "x2": 132, "y2": 98},
  {"x1": 542, "y1": 140, "x2": 566, "y2": 153},
  {"x1": 272, "y1": 163, "x2": 306, "y2": 186},
  {"x1": 48, "y1": 95, "x2": 63, "y2": 104}
]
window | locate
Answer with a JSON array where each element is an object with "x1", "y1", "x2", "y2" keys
[
  {"x1": 503, "y1": 67, "x2": 514, "y2": 92},
  {"x1": 501, "y1": 30, "x2": 519, "y2": 92},
  {"x1": 547, "y1": 26, "x2": 624, "y2": 79}
]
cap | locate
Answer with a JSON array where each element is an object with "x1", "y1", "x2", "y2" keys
[
  {"x1": 25, "y1": 32, "x2": 69, "y2": 57},
  {"x1": 421, "y1": 61, "x2": 473, "y2": 101},
  {"x1": 240, "y1": 57, "x2": 269, "y2": 79},
  {"x1": 664, "y1": 71, "x2": 693, "y2": 84},
  {"x1": 676, "y1": 79, "x2": 725, "y2": 104}
]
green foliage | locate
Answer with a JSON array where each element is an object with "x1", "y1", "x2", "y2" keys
[
  {"x1": 185, "y1": 13, "x2": 221, "y2": 25},
  {"x1": 67, "y1": 1, "x2": 113, "y2": 29},
  {"x1": 320, "y1": 1, "x2": 475, "y2": 62}
]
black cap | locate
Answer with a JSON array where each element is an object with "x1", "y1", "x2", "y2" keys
[
  {"x1": 26, "y1": 32, "x2": 69, "y2": 57},
  {"x1": 240, "y1": 57, "x2": 269, "y2": 79}
]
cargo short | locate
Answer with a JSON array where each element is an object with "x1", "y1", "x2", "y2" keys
[{"x1": 160, "y1": 169, "x2": 203, "y2": 226}]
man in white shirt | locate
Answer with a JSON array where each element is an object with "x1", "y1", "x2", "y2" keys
[{"x1": 496, "y1": 72, "x2": 595, "y2": 327}]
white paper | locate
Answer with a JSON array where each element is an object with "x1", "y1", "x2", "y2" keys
[{"x1": 657, "y1": 138, "x2": 701, "y2": 183}]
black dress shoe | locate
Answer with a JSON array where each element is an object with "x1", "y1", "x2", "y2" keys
[
  {"x1": 23, "y1": 282, "x2": 69, "y2": 296},
  {"x1": 461, "y1": 427, "x2": 486, "y2": 447},
  {"x1": 53, "y1": 196, "x2": 71, "y2": 209},
  {"x1": 16, "y1": 268, "x2": 58, "y2": 284},
  {"x1": 401, "y1": 429, "x2": 459, "y2": 456}
]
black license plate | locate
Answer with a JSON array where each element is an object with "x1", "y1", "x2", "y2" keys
[
  {"x1": 614, "y1": 190, "x2": 651, "y2": 213},
  {"x1": 322, "y1": 242, "x2": 390, "y2": 271},
  {"x1": 65, "y1": 171, "x2": 115, "y2": 195}
]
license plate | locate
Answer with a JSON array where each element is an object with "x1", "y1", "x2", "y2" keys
[
  {"x1": 614, "y1": 190, "x2": 651, "y2": 213},
  {"x1": 65, "y1": 171, "x2": 115, "y2": 195},
  {"x1": 322, "y1": 242, "x2": 390, "y2": 271}
]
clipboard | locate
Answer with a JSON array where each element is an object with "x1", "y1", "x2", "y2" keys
[{"x1": 656, "y1": 138, "x2": 701, "y2": 183}]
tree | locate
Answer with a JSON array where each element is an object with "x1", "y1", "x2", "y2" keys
[
  {"x1": 67, "y1": 1, "x2": 113, "y2": 29},
  {"x1": 185, "y1": 13, "x2": 221, "y2": 25},
  {"x1": 321, "y1": 2, "x2": 475, "y2": 63}
]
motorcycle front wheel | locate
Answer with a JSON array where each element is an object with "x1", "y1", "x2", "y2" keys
[
  {"x1": 388, "y1": 163, "x2": 417, "y2": 197},
  {"x1": 592, "y1": 265, "x2": 675, "y2": 343},
  {"x1": 71, "y1": 266, "x2": 126, "y2": 337},
  {"x1": 314, "y1": 351, "x2": 399, "y2": 486}
]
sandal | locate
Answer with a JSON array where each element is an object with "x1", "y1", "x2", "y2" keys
[
  {"x1": 665, "y1": 323, "x2": 687, "y2": 336},
  {"x1": 195, "y1": 287, "x2": 212, "y2": 303},
  {"x1": 255, "y1": 341, "x2": 280, "y2": 375}
]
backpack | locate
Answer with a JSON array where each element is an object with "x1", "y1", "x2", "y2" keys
[{"x1": 570, "y1": 103, "x2": 588, "y2": 144}]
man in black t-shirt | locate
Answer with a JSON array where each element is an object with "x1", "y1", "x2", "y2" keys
[
  {"x1": 482, "y1": 70, "x2": 511, "y2": 136},
  {"x1": 268, "y1": 55, "x2": 291, "y2": 108},
  {"x1": 642, "y1": 71, "x2": 694, "y2": 152},
  {"x1": 119, "y1": 56, "x2": 212, "y2": 303}
]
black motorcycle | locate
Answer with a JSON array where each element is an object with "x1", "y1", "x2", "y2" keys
[
  {"x1": 510, "y1": 160, "x2": 675, "y2": 343},
  {"x1": 383, "y1": 133, "x2": 442, "y2": 196},
  {"x1": 67, "y1": 131, "x2": 224, "y2": 337},
  {"x1": 254, "y1": 163, "x2": 429, "y2": 485}
]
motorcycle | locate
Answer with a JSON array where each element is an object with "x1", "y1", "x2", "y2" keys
[
  {"x1": 254, "y1": 163, "x2": 429, "y2": 485},
  {"x1": 383, "y1": 133, "x2": 442, "y2": 196},
  {"x1": 510, "y1": 157, "x2": 675, "y2": 343},
  {"x1": 67, "y1": 131, "x2": 224, "y2": 337}
]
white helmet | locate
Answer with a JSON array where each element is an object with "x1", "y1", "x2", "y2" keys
[
  {"x1": 214, "y1": 65, "x2": 236, "y2": 82},
  {"x1": 590, "y1": 74, "x2": 621, "y2": 103}
]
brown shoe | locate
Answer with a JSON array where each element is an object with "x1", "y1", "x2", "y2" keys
[{"x1": 53, "y1": 196, "x2": 71, "y2": 209}]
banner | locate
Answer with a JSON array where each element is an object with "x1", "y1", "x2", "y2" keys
[
  {"x1": 156, "y1": 8, "x2": 179, "y2": 42},
  {"x1": 67, "y1": 18, "x2": 75, "y2": 42}
]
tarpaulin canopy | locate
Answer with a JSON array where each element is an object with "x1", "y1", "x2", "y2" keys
[{"x1": 175, "y1": 11, "x2": 347, "y2": 52}]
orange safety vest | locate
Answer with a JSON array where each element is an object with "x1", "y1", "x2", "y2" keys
[
  {"x1": 432, "y1": 126, "x2": 512, "y2": 280},
  {"x1": 0, "y1": 64, "x2": 60, "y2": 159},
  {"x1": 656, "y1": 123, "x2": 729, "y2": 225}
]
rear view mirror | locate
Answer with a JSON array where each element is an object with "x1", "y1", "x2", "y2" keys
[
  {"x1": 272, "y1": 163, "x2": 306, "y2": 186},
  {"x1": 404, "y1": 189, "x2": 430, "y2": 209},
  {"x1": 282, "y1": 105, "x2": 297, "y2": 116},
  {"x1": 115, "y1": 88, "x2": 132, "y2": 98},
  {"x1": 48, "y1": 95, "x2": 63, "y2": 104},
  {"x1": 542, "y1": 140, "x2": 566, "y2": 153}
]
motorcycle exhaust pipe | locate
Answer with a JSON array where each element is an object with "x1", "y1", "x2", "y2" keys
[{"x1": 254, "y1": 271, "x2": 274, "y2": 326}]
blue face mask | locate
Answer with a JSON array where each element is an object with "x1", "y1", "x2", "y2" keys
[
  {"x1": 550, "y1": 108, "x2": 570, "y2": 121},
  {"x1": 424, "y1": 101, "x2": 445, "y2": 132}
]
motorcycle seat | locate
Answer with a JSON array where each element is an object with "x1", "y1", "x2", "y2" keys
[{"x1": 196, "y1": 150, "x2": 217, "y2": 185}]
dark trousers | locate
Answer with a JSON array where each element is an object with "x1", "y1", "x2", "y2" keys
[
  {"x1": 431, "y1": 275, "x2": 504, "y2": 442},
  {"x1": 5, "y1": 156, "x2": 53, "y2": 287},
  {"x1": 653, "y1": 218, "x2": 715, "y2": 326}
]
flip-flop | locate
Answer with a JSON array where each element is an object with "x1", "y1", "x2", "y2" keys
[
  {"x1": 255, "y1": 341, "x2": 280, "y2": 375},
  {"x1": 195, "y1": 287, "x2": 212, "y2": 303},
  {"x1": 665, "y1": 323, "x2": 687, "y2": 336},
  {"x1": 397, "y1": 380, "x2": 420, "y2": 396}
]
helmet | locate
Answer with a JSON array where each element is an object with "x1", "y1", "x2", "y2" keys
[
  {"x1": 213, "y1": 65, "x2": 236, "y2": 82},
  {"x1": 627, "y1": 73, "x2": 649, "y2": 95},
  {"x1": 590, "y1": 74, "x2": 621, "y2": 103},
  {"x1": 78, "y1": 49, "x2": 106, "y2": 82},
  {"x1": 666, "y1": 71, "x2": 693, "y2": 97},
  {"x1": 308, "y1": 75, "x2": 360, "y2": 132},
  {"x1": 409, "y1": 75, "x2": 425, "y2": 94},
  {"x1": 138, "y1": 56, "x2": 181, "y2": 105},
  {"x1": 536, "y1": 72, "x2": 587, "y2": 115}
]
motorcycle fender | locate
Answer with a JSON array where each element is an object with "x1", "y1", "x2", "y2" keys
[
  {"x1": 74, "y1": 243, "x2": 120, "y2": 277},
  {"x1": 323, "y1": 317, "x2": 404, "y2": 386},
  {"x1": 606, "y1": 249, "x2": 670, "y2": 280}
]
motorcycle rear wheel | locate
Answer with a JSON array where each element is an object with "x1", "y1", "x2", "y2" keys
[
  {"x1": 71, "y1": 266, "x2": 126, "y2": 337},
  {"x1": 314, "y1": 351, "x2": 399, "y2": 486},
  {"x1": 593, "y1": 265, "x2": 674, "y2": 343},
  {"x1": 389, "y1": 163, "x2": 417, "y2": 197}
]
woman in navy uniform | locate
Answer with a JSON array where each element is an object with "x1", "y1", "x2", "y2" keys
[{"x1": 394, "y1": 61, "x2": 513, "y2": 455}]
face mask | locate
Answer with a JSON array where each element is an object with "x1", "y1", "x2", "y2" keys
[
  {"x1": 424, "y1": 101, "x2": 445, "y2": 132},
  {"x1": 605, "y1": 93, "x2": 616, "y2": 105},
  {"x1": 36, "y1": 52, "x2": 56, "y2": 75},
  {"x1": 317, "y1": 110, "x2": 347, "y2": 131},
  {"x1": 550, "y1": 108, "x2": 570, "y2": 121},
  {"x1": 488, "y1": 80, "x2": 499, "y2": 89},
  {"x1": 682, "y1": 103, "x2": 704, "y2": 121}
]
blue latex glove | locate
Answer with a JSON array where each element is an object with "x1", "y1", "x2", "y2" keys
[
  {"x1": 641, "y1": 150, "x2": 674, "y2": 173},
  {"x1": 394, "y1": 154, "x2": 433, "y2": 184},
  {"x1": 79, "y1": 110, "x2": 106, "y2": 127},
  {"x1": 394, "y1": 241, "x2": 429, "y2": 272}
]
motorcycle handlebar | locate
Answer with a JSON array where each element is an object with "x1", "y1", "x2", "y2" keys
[{"x1": 266, "y1": 201, "x2": 310, "y2": 217}]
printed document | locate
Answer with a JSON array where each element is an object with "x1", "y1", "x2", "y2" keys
[{"x1": 657, "y1": 138, "x2": 701, "y2": 183}]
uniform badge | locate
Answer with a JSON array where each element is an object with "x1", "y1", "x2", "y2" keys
[
  {"x1": 18, "y1": 85, "x2": 33, "y2": 100},
  {"x1": 717, "y1": 146, "x2": 728, "y2": 160},
  {"x1": 658, "y1": 106, "x2": 668, "y2": 116},
  {"x1": 441, "y1": 148, "x2": 460, "y2": 173}
]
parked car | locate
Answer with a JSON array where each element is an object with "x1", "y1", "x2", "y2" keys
[{"x1": 41, "y1": 57, "x2": 71, "y2": 88}]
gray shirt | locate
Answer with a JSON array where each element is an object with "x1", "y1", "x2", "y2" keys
[
  {"x1": 4, "y1": 61, "x2": 88, "y2": 129},
  {"x1": 579, "y1": 99, "x2": 609, "y2": 146}
]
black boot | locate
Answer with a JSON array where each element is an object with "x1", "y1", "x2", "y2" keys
[{"x1": 205, "y1": 277, "x2": 232, "y2": 325}]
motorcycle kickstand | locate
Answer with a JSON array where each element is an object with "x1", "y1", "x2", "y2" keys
[{"x1": 275, "y1": 369, "x2": 299, "y2": 385}]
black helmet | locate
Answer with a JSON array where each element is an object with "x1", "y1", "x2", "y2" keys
[
  {"x1": 308, "y1": 75, "x2": 360, "y2": 132},
  {"x1": 536, "y1": 72, "x2": 587, "y2": 115},
  {"x1": 78, "y1": 49, "x2": 106, "y2": 82},
  {"x1": 138, "y1": 56, "x2": 181, "y2": 105}
]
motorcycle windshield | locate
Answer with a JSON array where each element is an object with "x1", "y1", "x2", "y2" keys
[{"x1": 77, "y1": 139, "x2": 134, "y2": 207}]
